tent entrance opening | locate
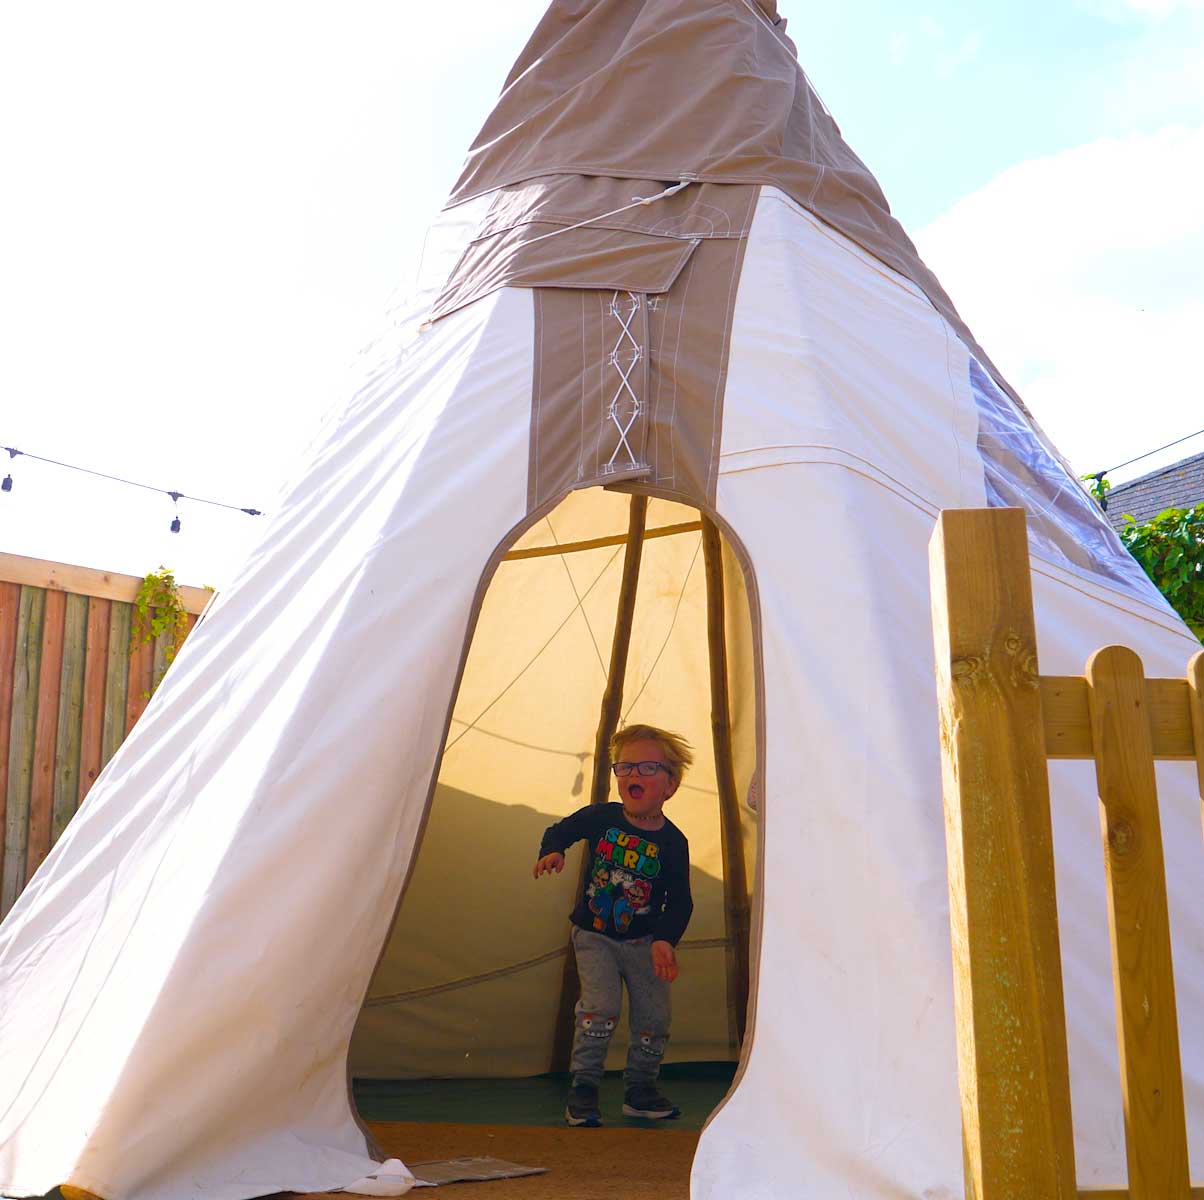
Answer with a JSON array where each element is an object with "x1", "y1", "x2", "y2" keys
[{"x1": 349, "y1": 487, "x2": 759, "y2": 1150}]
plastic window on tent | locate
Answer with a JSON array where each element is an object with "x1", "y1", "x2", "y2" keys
[{"x1": 970, "y1": 357, "x2": 1164, "y2": 603}]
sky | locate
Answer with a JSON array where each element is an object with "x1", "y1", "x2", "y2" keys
[{"x1": 1, "y1": 0, "x2": 1202, "y2": 587}]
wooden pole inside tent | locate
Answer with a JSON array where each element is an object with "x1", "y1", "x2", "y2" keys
[
  {"x1": 701, "y1": 516, "x2": 751, "y2": 1048},
  {"x1": 504, "y1": 520, "x2": 699, "y2": 562},
  {"x1": 549, "y1": 493, "x2": 649, "y2": 1073},
  {"x1": 588, "y1": 494, "x2": 650, "y2": 807}
]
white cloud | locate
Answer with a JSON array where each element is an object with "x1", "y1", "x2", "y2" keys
[
  {"x1": 937, "y1": 31, "x2": 983, "y2": 78},
  {"x1": 1106, "y1": 34, "x2": 1204, "y2": 128},
  {"x1": 915, "y1": 126, "x2": 1204, "y2": 482},
  {"x1": 886, "y1": 17, "x2": 982, "y2": 75},
  {"x1": 887, "y1": 31, "x2": 912, "y2": 67},
  {"x1": 1128, "y1": 0, "x2": 1204, "y2": 13},
  {"x1": 1081, "y1": 0, "x2": 1204, "y2": 19}
]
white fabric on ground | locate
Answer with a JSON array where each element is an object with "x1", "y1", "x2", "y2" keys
[{"x1": 343, "y1": 1159, "x2": 417, "y2": 1195}]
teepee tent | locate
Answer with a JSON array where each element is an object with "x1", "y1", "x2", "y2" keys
[{"x1": 3, "y1": 2, "x2": 1204, "y2": 1198}]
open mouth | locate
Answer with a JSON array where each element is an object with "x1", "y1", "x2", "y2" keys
[{"x1": 627, "y1": 784, "x2": 645, "y2": 800}]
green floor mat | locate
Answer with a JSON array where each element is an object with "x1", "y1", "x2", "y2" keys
[{"x1": 353, "y1": 1061, "x2": 737, "y2": 1131}]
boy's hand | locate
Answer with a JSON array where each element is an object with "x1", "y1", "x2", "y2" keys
[
  {"x1": 533, "y1": 852, "x2": 565, "y2": 879},
  {"x1": 651, "y1": 940, "x2": 678, "y2": 983}
]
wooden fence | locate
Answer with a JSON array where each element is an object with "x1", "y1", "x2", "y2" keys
[
  {"x1": 0, "y1": 553, "x2": 210, "y2": 919},
  {"x1": 930, "y1": 507, "x2": 1204, "y2": 1200}
]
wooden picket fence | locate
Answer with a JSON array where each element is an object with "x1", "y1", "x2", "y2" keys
[
  {"x1": 930, "y1": 507, "x2": 1204, "y2": 1200},
  {"x1": 0, "y1": 553, "x2": 210, "y2": 919}
]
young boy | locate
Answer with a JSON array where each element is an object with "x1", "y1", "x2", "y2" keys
[{"x1": 533, "y1": 723, "x2": 694, "y2": 1127}]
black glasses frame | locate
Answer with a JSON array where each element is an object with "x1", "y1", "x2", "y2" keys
[{"x1": 611, "y1": 760, "x2": 673, "y2": 779}]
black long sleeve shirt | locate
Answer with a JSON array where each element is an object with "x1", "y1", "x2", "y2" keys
[{"x1": 539, "y1": 802, "x2": 693, "y2": 946}]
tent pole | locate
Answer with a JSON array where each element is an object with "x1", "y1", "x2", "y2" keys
[
  {"x1": 701, "y1": 515, "x2": 751, "y2": 1048},
  {"x1": 587, "y1": 493, "x2": 650, "y2": 808},
  {"x1": 548, "y1": 493, "x2": 649, "y2": 1073}
]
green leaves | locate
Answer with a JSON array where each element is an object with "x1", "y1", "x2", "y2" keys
[
  {"x1": 1082, "y1": 472, "x2": 1112, "y2": 507},
  {"x1": 130, "y1": 566, "x2": 191, "y2": 692},
  {"x1": 1119, "y1": 503, "x2": 1204, "y2": 641}
]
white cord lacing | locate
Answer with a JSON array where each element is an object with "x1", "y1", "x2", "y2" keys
[
  {"x1": 602, "y1": 291, "x2": 645, "y2": 475},
  {"x1": 517, "y1": 176, "x2": 695, "y2": 248}
]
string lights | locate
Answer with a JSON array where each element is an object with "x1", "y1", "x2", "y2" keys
[
  {"x1": 0, "y1": 443, "x2": 264, "y2": 532},
  {"x1": 1087, "y1": 424, "x2": 1204, "y2": 509}
]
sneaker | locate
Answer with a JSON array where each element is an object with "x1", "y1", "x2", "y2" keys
[
  {"x1": 622, "y1": 1084, "x2": 681, "y2": 1120},
  {"x1": 565, "y1": 1082, "x2": 602, "y2": 1127}
]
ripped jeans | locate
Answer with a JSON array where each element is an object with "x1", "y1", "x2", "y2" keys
[{"x1": 569, "y1": 925, "x2": 670, "y2": 1088}]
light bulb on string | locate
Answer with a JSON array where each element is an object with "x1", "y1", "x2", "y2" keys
[
  {"x1": 2, "y1": 446, "x2": 19, "y2": 492},
  {"x1": 0, "y1": 443, "x2": 267, "y2": 522}
]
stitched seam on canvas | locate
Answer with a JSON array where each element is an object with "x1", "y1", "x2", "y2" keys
[
  {"x1": 532, "y1": 291, "x2": 544, "y2": 510},
  {"x1": 707, "y1": 207, "x2": 755, "y2": 501}
]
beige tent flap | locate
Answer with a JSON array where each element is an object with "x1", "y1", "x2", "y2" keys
[
  {"x1": 432, "y1": 224, "x2": 699, "y2": 324},
  {"x1": 474, "y1": 176, "x2": 759, "y2": 242},
  {"x1": 431, "y1": 175, "x2": 761, "y2": 324}
]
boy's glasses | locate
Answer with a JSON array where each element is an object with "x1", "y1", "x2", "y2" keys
[{"x1": 611, "y1": 761, "x2": 673, "y2": 778}]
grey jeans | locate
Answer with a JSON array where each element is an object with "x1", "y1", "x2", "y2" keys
[{"x1": 569, "y1": 924, "x2": 671, "y2": 1088}]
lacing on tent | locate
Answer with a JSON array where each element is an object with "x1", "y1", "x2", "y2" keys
[
  {"x1": 602, "y1": 291, "x2": 647, "y2": 475},
  {"x1": 515, "y1": 178, "x2": 694, "y2": 247}
]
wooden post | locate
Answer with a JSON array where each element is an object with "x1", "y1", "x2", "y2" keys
[
  {"x1": 928, "y1": 507, "x2": 1076, "y2": 1200},
  {"x1": 4, "y1": 587, "x2": 45, "y2": 916},
  {"x1": 52, "y1": 592, "x2": 88, "y2": 846},
  {"x1": 701, "y1": 516, "x2": 750, "y2": 1047},
  {"x1": 549, "y1": 493, "x2": 649, "y2": 1072},
  {"x1": 1189, "y1": 651, "x2": 1204, "y2": 824},
  {"x1": 0, "y1": 581, "x2": 21, "y2": 909},
  {"x1": 152, "y1": 623, "x2": 173, "y2": 694},
  {"x1": 101, "y1": 602, "x2": 131, "y2": 769},
  {"x1": 61, "y1": 1186, "x2": 105, "y2": 1200},
  {"x1": 26, "y1": 588, "x2": 66, "y2": 879},
  {"x1": 79, "y1": 597, "x2": 112, "y2": 806},
  {"x1": 125, "y1": 626, "x2": 153, "y2": 734},
  {"x1": 1087, "y1": 645, "x2": 1190, "y2": 1199}
]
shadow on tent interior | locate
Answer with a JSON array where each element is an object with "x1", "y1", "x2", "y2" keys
[{"x1": 346, "y1": 484, "x2": 760, "y2": 1183}]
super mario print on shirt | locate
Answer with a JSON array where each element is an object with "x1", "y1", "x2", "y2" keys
[
  {"x1": 586, "y1": 829, "x2": 660, "y2": 933},
  {"x1": 539, "y1": 803, "x2": 693, "y2": 945}
]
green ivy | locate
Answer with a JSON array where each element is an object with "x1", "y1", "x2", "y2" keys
[
  {"x1": 1118, "y1": 503, "x2": 1204, "y2": 641},
  {"x1": 1081, "y1": 472, "x2": 1112, "y2": 507},
  {"x1": 130, "y1": 566, "x2": 191, "y2": 694}
]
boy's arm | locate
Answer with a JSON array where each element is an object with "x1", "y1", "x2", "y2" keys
[
  {"x1": 538, "y1": 804, "x2": 600, "y2": 858},
  {"x1": 651, "y1": 834, "x2": 694, "y2": 947}
]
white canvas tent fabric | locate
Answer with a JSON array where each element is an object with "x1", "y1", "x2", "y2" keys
[{"x1": 3, "y1": 3, "x2": 1203, "y2": 1199}]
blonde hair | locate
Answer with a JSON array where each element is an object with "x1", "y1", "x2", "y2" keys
[{"x1": 609, "y1": 724, "x2": 694, "y2": 781}]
